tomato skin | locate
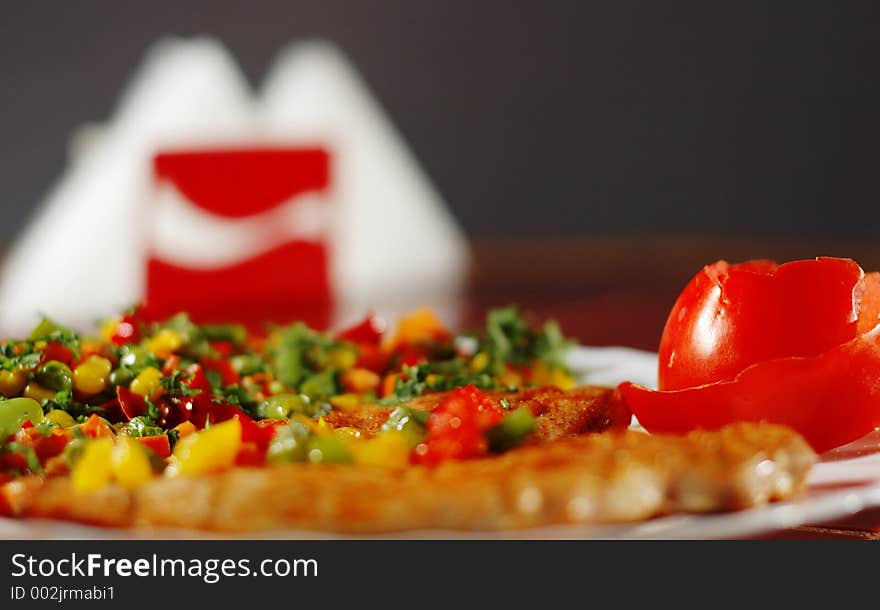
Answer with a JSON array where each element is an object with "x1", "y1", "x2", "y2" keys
[
  {"x1": 621, "y1": 324, "x2": 880, "y2": 453},
  {"x1": 658, "y1": 258, "x2": 868, "y2": 391},
  {"x1": 623, "y1": 257, "x2": 880, "y2": 453}
]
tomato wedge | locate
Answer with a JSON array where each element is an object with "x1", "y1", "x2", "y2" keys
[{"x1": 620, "y1": 257, "x2": 880, "y2": 453}]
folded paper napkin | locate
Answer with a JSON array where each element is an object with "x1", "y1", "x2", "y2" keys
[{"x1": 0, "y1": 37, "x2": 468, "y2": 336}]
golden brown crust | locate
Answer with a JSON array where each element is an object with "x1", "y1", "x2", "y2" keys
[
  {"x1": 3, "y1": 422, "x2": 815, "y2": 533},
  {"x1": 322, "y1": 386, "x2": 632, "y2": 440}
]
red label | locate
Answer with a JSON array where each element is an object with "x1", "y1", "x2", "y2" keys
[{"x1": 146, "y1": 148, "x2": 333, "y2": 329}]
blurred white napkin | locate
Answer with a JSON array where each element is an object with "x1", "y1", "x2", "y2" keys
[{"x1": 0, "y1": 37, "x2": 467, "y2": 335}]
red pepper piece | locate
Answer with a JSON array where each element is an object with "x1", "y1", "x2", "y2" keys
[
  {"x1": 109, "y1": 313, "x2": 141, "y2": 346},
  {"x1": 201, "y1": 357, "x2": 240, "y2": 386},
  {"x1": 79, "y1": 414, "x2": 114, "y2": 439},
  {"x1": 337, "y1": 313, "x2": 385, "y2": 345},
  {"x1": 116, "y1": 386, "x2": 147, "y2": 420},
  {"x1": 136, "y1": 434, "x2": 172, "y2": 459},
  {"x1": 183, "y1": 364, "x2": 213, "y2": 395},
  {"x1": 40, "y1": 342, "x2": 75, "y2": 366}
]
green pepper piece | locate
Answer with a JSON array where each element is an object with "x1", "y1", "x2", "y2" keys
[
  {"x1": 201, "y1": 324, "x2": 247, "y2": 346},
  {"x1": 486, "y1": 407, "x2": 536, "y2": 453},
  {"x1": 258, "y1": 394, "x2": 309, "y2": 420},
  {"x1": 266, "y1": 421, "x2": 312, "y2": 463},
  {"x1": 29, "y1": 318, "x2": 65, "y2": 340},
  {"x1": 382, "y1": 406, "x2": 430, "y2": 430},
  {"x1": 230, "y1": 354, "x2": 264, "y2": 376},
  {"x1": 125, "y1": 416, "x2": 164, "y2": 439},
  {"x1": 119, "y1": 345, "x2": 155, "y2": 371},
  {"x1": 381, "y1": 406, "x2": 430, "y2": 447},
  {"x1": 0, "y1": 397, "x2": 44, "y2": 439},
  {"x1": 299, "y1": 370, "x2": 339, "y2": 401},
  {"x1": 306, "y1": 436, "x2": 352, "y2": 464},
  {"x1": 34, "y1": 361, "x2": 73, "y2": 393}
]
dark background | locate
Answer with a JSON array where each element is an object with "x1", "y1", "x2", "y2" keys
[{"x1": 1, "y1": 1, "x2": 878, "y2": 242}]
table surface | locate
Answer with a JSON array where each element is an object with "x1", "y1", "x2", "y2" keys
[{"x1": 466, "y1": 235, "x2": 880, "y2": 539}]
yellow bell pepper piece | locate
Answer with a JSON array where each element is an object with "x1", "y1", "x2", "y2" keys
[
  {"x1": 111, "y1": 437, "x2": 154, "y2": 489},
  {"x1": 73, "y1": 355, "x2": 113, "y2": 395},
  {"x1": 100, "y1": 317, "x2": 120, "y2": 342},
  {"x1": 383, "y1": 308, "x2": 449, "y2": 351},
  {"x1": 23, "y1": 382, "x2": 57, "y2": 403},
  {"x1": 531, "y1": 362, "x2": 575, "y2": 390},
  {"x1": 329, "y1": 393, "x2": 361, "y2": 411},
  {"x1": 171, "y1": 418, "x2": 242, "y2": 476},
  {"x1": 72, "y1": 438, "x2": 114, "y2": 493},
  {"x1": 340, "y1": 367, "x2": 380, "y2": 394},
  {"x1": 172, "y1": 420, "x2": 198, "y2": 439},
  {"x1": 129, "y1": 366, "x2": 162, "y2": 398},
  {"x1": 469, "y1": 352, "x2": 490, "y2": 373},
  {"x1": 351, "y1": 431, "x2": 411, "y2": 468},
  {"x1": 327, "y1": 347, "x2": 357, "y2": 370},
  {"x1": 145, "y1": 329, "x2": 183, "y2": 359},
  {"x1": 45, "y1": 409, "x2": 77, "y2": 428},
  {"x1": 333, "y1": 426, "x2": 362, "y2": 440}
]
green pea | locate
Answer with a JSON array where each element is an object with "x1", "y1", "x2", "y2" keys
[
  {"x1": 306, "y1": 436, "x2": 352, "y2": 464},
  {"x1": 108, "y1": 367, "x2": 134, "y2": 387},
  {"x1": 0, "y1": 397, "x2": 44, "y2": 439},
  {"x1": 35, "y1": 361, "x2": 73, "y2": 392},
  {"x1": 63, "y1": 437, "x2": 87, "y2": 467}
]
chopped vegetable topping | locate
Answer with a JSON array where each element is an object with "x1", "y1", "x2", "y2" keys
[{"x1": 0, "y1": 304, "x2": 577, "y2": 486}]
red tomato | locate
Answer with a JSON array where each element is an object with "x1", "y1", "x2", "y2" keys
[
  {"x1": 658, "y1": 258, "x2": 870, "y2": 391},
  {"x1": 412, "y1": 385, "x2": 503, "y2": 466},
  {"x1": 620, "y1": 257, "x2": 880, "y2": 452}
]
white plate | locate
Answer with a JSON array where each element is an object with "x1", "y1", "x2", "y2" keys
[{"x1": 2, "y1": 346, "x2": 879, "y2": 539}]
